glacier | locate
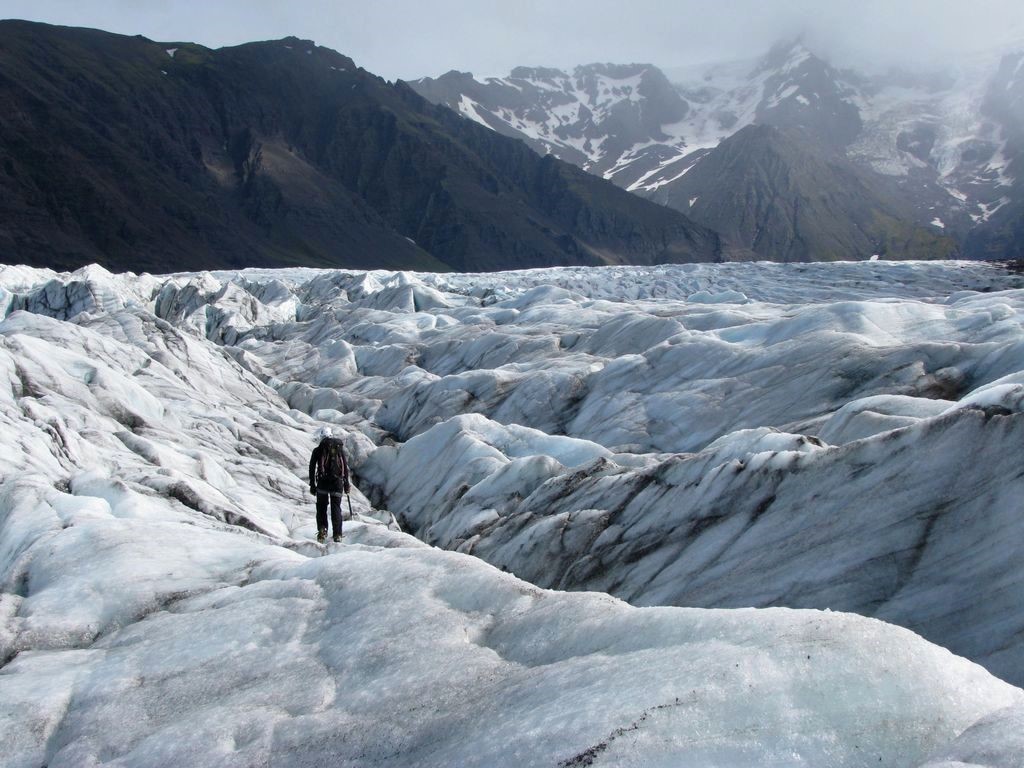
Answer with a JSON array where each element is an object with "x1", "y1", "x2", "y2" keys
[{"x1": 2, "y1": 260, "x2": 1024, "y2": 766}]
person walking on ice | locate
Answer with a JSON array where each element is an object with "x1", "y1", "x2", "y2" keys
[{"x1": 309, "y1": 426, "x2": 350, "y2": 543}]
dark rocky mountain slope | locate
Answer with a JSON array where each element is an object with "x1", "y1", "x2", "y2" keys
[
  {"x1": 0, "y1": 21, "x2": 724, "y2": 273},
  {"x1": 652, "y1": 124, "x2": 958, "y2": 261}
]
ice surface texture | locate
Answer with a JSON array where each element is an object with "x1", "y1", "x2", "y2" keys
[{"x1": 2, "y1": 260, "x2": 1024, "y2": 766}]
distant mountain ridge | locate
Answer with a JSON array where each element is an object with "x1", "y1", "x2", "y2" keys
[
  {"x1": 0, "y1": 20, "x2": 725, "y2": 273},
  {"x1": 411, "y1": 40, "x2": 1024, "y2": 261}
]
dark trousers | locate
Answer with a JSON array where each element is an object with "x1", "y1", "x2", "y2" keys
[{"x1": 316, "y1": 492, "x2": 343, "y2": 536}]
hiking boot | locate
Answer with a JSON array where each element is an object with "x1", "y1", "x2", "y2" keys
[
  {"x1": 316, "y1": 529, "x2": 327, "y2": 544},
  {"x1": 332, "y1": 533, "x2": 342, "y2": 543}
]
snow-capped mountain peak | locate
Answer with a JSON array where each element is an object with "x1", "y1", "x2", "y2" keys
[
  {"x1": 412, "y1": 61, "x2": 692, "y2": 185},
  {"x1": 412, "y1": 40, "x2": 864, "y2": 201},
  {"x1": 755, "y1": 38, "x2": 816, "y2": 73},
  {"x1": 411, "y1": 37, "x2": 1024, "y2": 261}
]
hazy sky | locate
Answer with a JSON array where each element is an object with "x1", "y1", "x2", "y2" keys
[{"x1": 3, "y1": 0, "x2": 1023, "y2": 79}]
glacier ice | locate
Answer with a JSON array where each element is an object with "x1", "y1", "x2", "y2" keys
[{"x1": 3, "y1": 259, "x2": 1024, "y2": 765}]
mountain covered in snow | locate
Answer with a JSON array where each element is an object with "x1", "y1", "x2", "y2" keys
[
  {"x1": 4, "y1": 260, "x2": 1024, "y2": 764},
  {"x1": 412, "y1": 62, "x2": 692, "y2": 189},
  {"x1": 0, "y1": 21, "x2": 726, "y2": 274},
  {"x1": 410, "y1": 39, "x2": 1024, "y2": 262}
]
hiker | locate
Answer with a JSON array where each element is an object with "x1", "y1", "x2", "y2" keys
[{"x1": 309, "y1": 426, "x2": 350, "y2": 543}]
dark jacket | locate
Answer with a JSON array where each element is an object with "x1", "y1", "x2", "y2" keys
[{"x1": 309, "y1": 437, "x2": 350, "y2": 495}]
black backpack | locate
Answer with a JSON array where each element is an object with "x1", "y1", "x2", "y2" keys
[{"x1": 318, "y1": 438, "x2": 347, "y2": 481}]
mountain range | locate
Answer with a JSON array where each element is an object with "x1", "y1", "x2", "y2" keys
[
  {"x1": 411, "y1": 39, "x2": 1024, "y2": 261},
  {"x1": 1, "y1": 21, "x2": 1020, "y2": 272},
  {"x1": 0, "y1": 20, "x2": 724, "y2": 274}
]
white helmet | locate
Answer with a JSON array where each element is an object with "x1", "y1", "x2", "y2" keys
[{"x1": 314, "y1": 426, "x2": 333, "y2": 442}]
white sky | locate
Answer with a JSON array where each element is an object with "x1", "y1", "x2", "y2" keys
[{"x1": 2, "y1": 0, "x2": 1023, "y2": 80}]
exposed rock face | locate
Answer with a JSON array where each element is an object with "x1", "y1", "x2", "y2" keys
[
  {"x1": 0, "y1": 21, "x2": 723, "y2": 273},
  {"x1": 651, "y1": 124, "x2": 958, "y2": 261}
]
